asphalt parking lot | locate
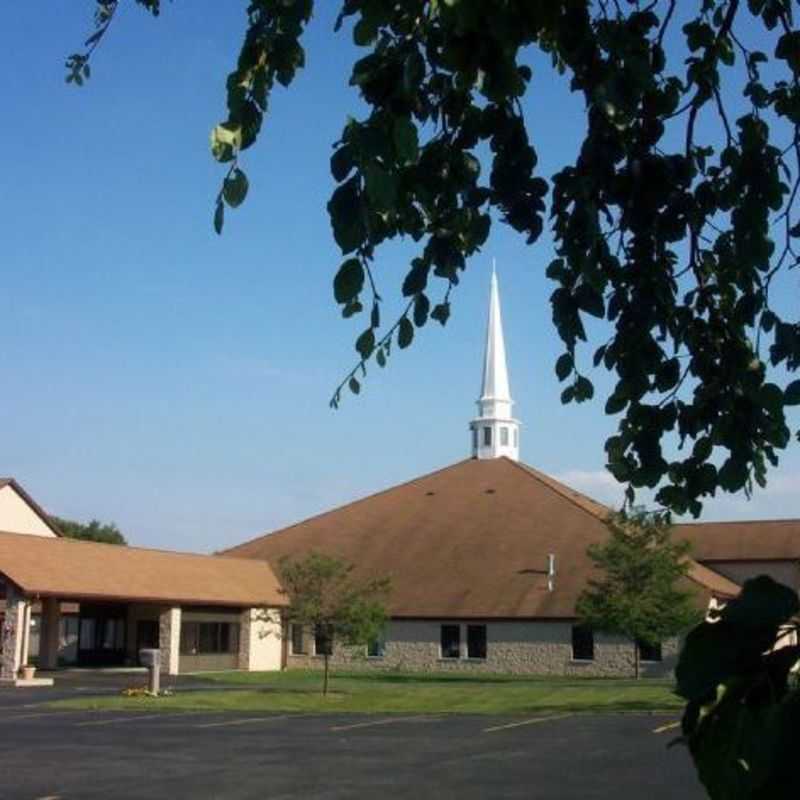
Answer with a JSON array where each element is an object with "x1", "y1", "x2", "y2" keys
[{"x1": 0, "y1": 694, "x2": 704, "y2": 800}]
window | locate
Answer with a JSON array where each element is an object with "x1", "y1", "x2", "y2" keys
[
  {"x1": 367, "y1": 634, "x2": 386, "y2": 658},
  {"x1": 314, "y1": 626, "x2": 333, "y2": 656},
  {"x1": 483, "y1": 427, "x2": 492, "y2": 446},
  {"x1": 440, "y1": 624, "x2": 461, "y2": 659},
  {"x1": 637, "y1": 639, "x2": 662, "y2": 662},
  {"x1": 500, "y1": 427, "x2": 509, "y2": 446},
  {"x1": 467, "y1": 624, "x2": 487, "y2": 659},
  {"x1": 571, "y1": 625, "x2": 594, "y2": 661},
  {"x1": 180, "y1": 622, "x2": 239, "y2": 655},
  {"x1": 471, "y1": 428, "x2": 478, "y2": 452},
  {"x1": 290, "y1": 624, "x2": 305, "y2": 655},
  {"x1": 513, "y1": 428, "x2": 518, "y2": 447}
]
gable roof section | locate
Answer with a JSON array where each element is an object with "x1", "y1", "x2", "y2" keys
[
  {"x1": 0, "y1": 478, "x2": 63, "y2": 537},
  {"x1": 676, "y1": 519, "x2": 800, "y2": 562},
  {"x1": 0, "y1": 531, "x2": 285, "y2": 608},
  {"x1": 223, "y1": 458, "x2": 732, "y2": 618}
]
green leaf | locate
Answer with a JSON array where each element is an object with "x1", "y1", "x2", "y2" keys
[
  {"x1": 222, "y1": 168, "x2": 249, "y2": 208},
  {"x1": 555, "y1": 353, "x2": 573, "y2": 381},
  {"x1": 574, "y1": 376, "x2": 594, "y2": 402},
  {"x1": 393, "y1": 118, "x2": 419, "y2": 165},
  {"x1": 333, "y1": 259, "x2": 365, "y2": 305},
  {"x1": 398, "y1": 317, "x2": 414, "y2": 349},
  {"x1": 364, "y1": 163, "x2": 397, "y2": 211},
  {"x1": 784, "y1": 380, "x2": 800, "y2": 405},
  {"x1": 376, "y1": 348, "x2": 386, "y2": 368},
  {"x1": 355, "y1": 328, "x2": 375, "y2": 360},
  {"x1": 210, "y1": 122, "x2": 241, "y2": 163},
  {"x1": 759, "y1": 382, "x2": 784, "y2": 415},
  {"x1": 413, "y1": 293, "x2": 429, "y2": 327},
  {"x1": 430, "y1": 302, "x2": 450, "y2": 326},
  {"x1": 328, "y1": 177, "x2": 365, "y2": 254},
  {"x1": 213, "y1": 200, "x2": 224, "y2": 235},
  {"x1": 330, "y1": 145, "x2": 355, "y2": 182},
  {"x1": 348, "y1": 376, "x2": 361, "y2": 395}
]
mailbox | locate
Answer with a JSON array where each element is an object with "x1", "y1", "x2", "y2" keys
[
  {"x1": 139, "y1": 648, "x2": 161, "y2": 695},
  {"x1": 139, "y1": 648, "x2": 160, "y2": 668}
]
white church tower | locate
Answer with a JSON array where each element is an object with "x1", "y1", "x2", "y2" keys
[{"x1": 470, "y1": 264, "x2": 520, "y2": 461}]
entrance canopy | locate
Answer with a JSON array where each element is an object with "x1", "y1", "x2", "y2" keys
[{"x1": 0, "y1": 531, "x2": 285, "y2": 607}]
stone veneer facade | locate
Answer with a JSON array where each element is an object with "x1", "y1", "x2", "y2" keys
[
  {"x1": 0, "y1": 582, "x2": 26, "y2": 680},
  {"x1": 286, "y1": 619, "x2": 679, "y2": 678}
]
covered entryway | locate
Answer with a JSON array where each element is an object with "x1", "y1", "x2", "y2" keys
[{"x1": 0, "y1": 531, "x2": 286, "y2": 684}]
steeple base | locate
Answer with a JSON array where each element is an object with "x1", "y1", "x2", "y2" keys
[{"x1": 470, "y1": 417, "x2": 520, "y2": 461}]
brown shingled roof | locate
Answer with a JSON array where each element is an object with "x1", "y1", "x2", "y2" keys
[
  {"x1": 676, "y1": 519, "x2": 800, "y2": 562},
  {"x1": 224, "y1": 458, "x2": 732, "y2": 618},
  {"x1": 0, "y1": 531, "x2": 284, "y2": 607}
]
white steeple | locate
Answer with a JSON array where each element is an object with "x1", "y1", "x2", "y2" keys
[{"x1": 470, "y1": 262, "x2": 520, "y2": 460}]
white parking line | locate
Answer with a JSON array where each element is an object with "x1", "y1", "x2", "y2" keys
[
  {"x1": 75, "y1": 713, "x2": 192, "y2": 727},
  {"x1": 653, "y1": 720, "x2": 681, "y2": 734},
  {"x1": 194, "y1": 715, "x2": 290, "y2": 729},
  {"x1": 483, "y1": 714, "x2": 572, "y2": 733},
  {"x1": 330, "y1": 716, "x2": 438, "y2": 732}
]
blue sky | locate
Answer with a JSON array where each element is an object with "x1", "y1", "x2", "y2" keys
[{"x1": 3, "y1": 2, "x2": 800, "y2": 552}]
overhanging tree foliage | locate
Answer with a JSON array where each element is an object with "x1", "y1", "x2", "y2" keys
[
  {"x1": 61, "y1": 2, "x2": 800, "y2": 795},
  {"x1": 68, "y1": 0, "x2": 800, "y2": 519},
  {"x1": 576, "y1": 510, "x2": 700, "y2": 678},
  {"x1": 51, "y1": 516, "x2": 127, "y2": 545},
  {"x1": 277, "y1": 552, "x2": 390, "y2": 695}
]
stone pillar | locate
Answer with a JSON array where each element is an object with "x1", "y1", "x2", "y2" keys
[
  {"x1": 39, "y1": 597, "x2": 61, "y2": 670},
  {"x1": 1, "y1": 583, "x2": 28, "y2": 681},
  {"x1": 238, "y1": 608, "x2": 252, "y2": 670},
  {"x1": 158, "y1": 606, "x2": 181, "y2": 675}
]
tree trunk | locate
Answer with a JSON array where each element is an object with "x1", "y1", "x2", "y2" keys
[
  {"x1": 634, "y1": 641, "x2": 640, "y2": 680},
  {"x1": 323, "y1": 652, "x2": 329, "y2": 696}
]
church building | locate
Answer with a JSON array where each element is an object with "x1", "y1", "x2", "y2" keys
[
  {"x1": 1, "y1": 270, "x2": 798, "y2": 680},
  {"x1": 223, "y1": 269, "x2": 778, "y2": 678}
]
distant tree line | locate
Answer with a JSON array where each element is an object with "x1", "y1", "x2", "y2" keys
[{"x1": 50, "y1": 516, "x2": 127, "y2": 545}]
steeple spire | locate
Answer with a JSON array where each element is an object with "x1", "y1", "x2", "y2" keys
[{"x1": 470, "y1": 265, "x2": 520, "y2": 460}]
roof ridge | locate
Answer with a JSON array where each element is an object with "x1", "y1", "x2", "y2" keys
[
  {"x1": 685, "y1": 559, "x2": 740, "y2": 597},
  {"x1": 506, "y1": 459, "x2": 612, "y2": 521},
  {"x1": 0, "y1": 529, "x2": 267, "y2": 566},
  {"x1": 677, "y1": 518, "x2": 800, "y2": 527},
  {"x1": 218, "y1": 458, "x2": 476, "y2": 555}
]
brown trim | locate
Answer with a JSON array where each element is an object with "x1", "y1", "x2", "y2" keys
[{"x1": 18, "y1": 589, "x2": 287, "y2": 608}]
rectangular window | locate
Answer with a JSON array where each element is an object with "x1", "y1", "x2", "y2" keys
[
  {"x1": 180, "y1": 622, "x2": 239, "y2": 655},
  {"x1": 290, "y1": 624, "x2": 305, "y2": 655},
  {"x1": 367, "y1": 634, "x2": 386, "y2": 658},
  {"x1": 571, "y1": 625, "x2": 594, "y2": 661},
  {"x1": 637, "y1": 639, "x2": 662, "y2": 662},
  {"x1": 471, "y1": 428, "x2": 478, "y2": 451},
  {"x1": 513, "y1": 428, "x2": 518, "y2": 447},
  {"x1": 483, "y1": 427, "x2": 492, "y2": 446},
  {"x1": 314, "y1": 626, "x2": 333, "y2": 656},
  {"x1": 467, "y1": 624, "x2": 487, "y2": 659},
  {"x1": 440, "y1": 624, "x2": 461, "y2": 659},
  {"x1": 500, "y1": 427, "x2": 509, "y2": 446}
]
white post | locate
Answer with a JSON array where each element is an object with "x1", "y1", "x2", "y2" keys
[{"x1": 19, "y1": 602, "x2": 31, "y2": 668}]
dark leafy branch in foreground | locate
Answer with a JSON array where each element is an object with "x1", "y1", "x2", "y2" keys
[{"x1": 68, "y1": 1, "x2": 800, "y2": 522}]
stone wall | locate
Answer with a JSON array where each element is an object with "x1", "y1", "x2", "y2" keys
[
  {"x1": 0, "y1": 582, "x2": 26, "y2": 680},
  {"x1": 285, "y1": 619, "x2": 679, "y2": 678}
]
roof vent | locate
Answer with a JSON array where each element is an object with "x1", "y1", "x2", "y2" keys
[
  {"x1": 426, "y1": 491, "x2": 435, "y2": 496},
  {"x1": 485, "y1": 488, "x2": 496, "y2": 494}
]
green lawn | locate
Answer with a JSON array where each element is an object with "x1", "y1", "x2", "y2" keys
[{"x1": 49, "y1": 669, "x2": 684, "y2": 715}]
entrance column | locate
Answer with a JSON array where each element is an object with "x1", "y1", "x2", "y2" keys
[
  {"x1": 1, "y1": 582, "x2": 28, "y2": 681},
  {"x1": 39, "y1": 597, "x2": 61, "y2": 670},
  {"x1": 158, "y1": 606, "x2": 181, "y2": 675}
]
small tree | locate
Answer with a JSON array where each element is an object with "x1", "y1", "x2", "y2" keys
[
  {"x1": 576, "y1": 510, "x2": 700, "y2": 679},
  {"x1": 277, "y1": 552, "x2": 390, "y2": 695}
]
